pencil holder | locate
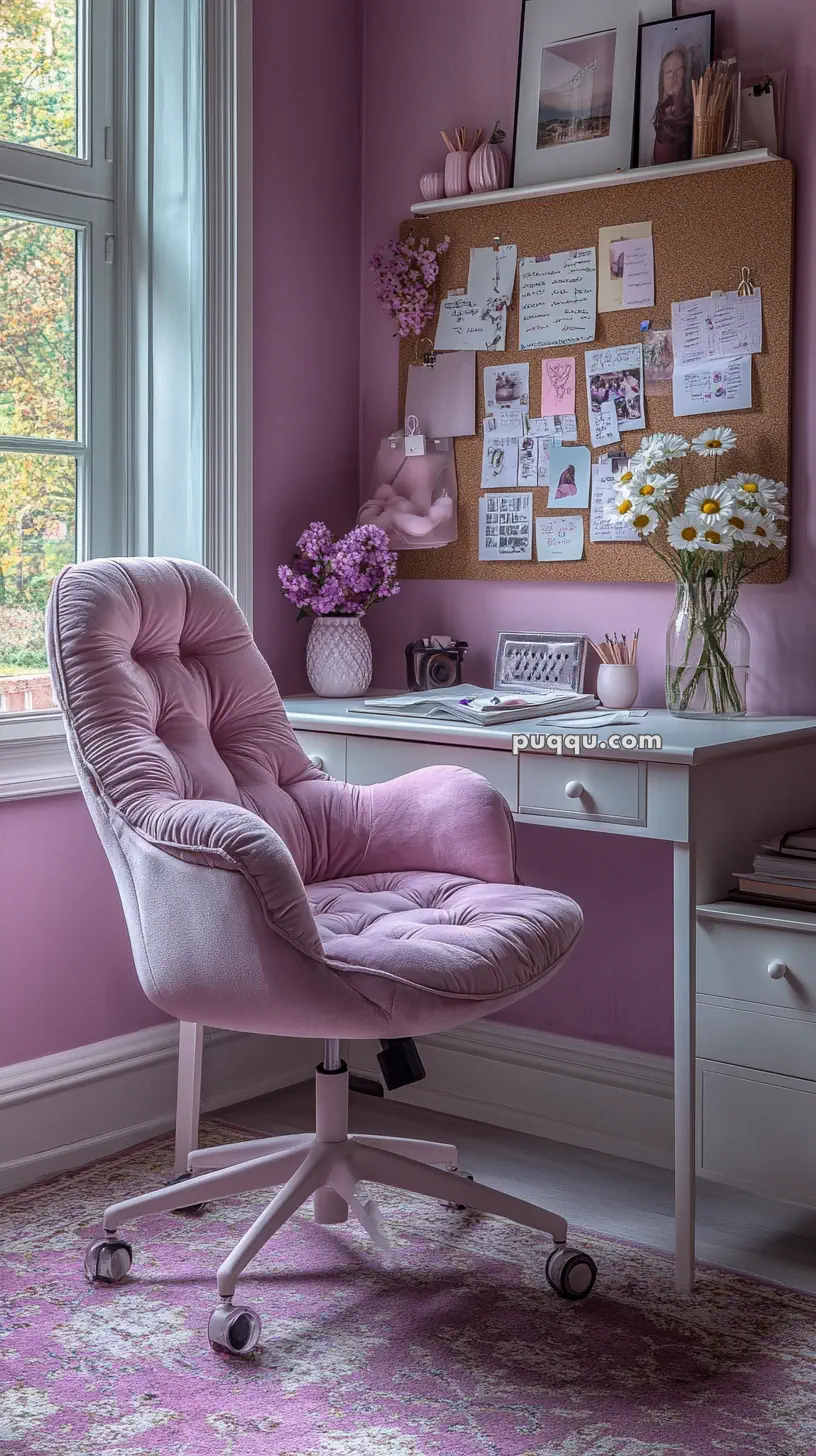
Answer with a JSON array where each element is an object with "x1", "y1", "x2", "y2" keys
[
  {"x1": 596, "y1": 664, "x2": 639, "y2": 710},
  {"x1": 444, "y1": 151, "x2": 471, "y2": 198}
]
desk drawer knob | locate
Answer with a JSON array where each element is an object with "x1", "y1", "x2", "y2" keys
[
  {"x1": 564, "y1": 780, "x2": 585, "y2": 800},
  {"x1": 309, "y1": 755, "x2": 324, "y2": 771},
  {"x1": 768, "y1": 959, "x2": 789, "y2": 980}
]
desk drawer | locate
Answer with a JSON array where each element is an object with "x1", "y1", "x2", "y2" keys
[
  {"x1": 698, "y1": 999, "x2": 816, "y2": 1081},
  {"x1": 345, "y1": 735, "x2": 518, "y2": 811},
  {"x1": 697, "y1": 917, "x2": 816, "y2": 1013},
  {"x1": 519, "y1": 754, "x2": 644, "y2": 825},
  {"x1": 698, "y1": 1059, "x2": 816, "y2": 1204},
  {"x1": 294, "y1": 731, "x2": 347, "y2": 781}
]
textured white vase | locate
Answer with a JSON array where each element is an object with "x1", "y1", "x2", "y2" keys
[{"x1": 306, "y1": 616, "x2": 373, "y2": 697}]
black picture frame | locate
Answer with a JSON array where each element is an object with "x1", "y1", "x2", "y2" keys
[{"x1": 633, "y1": 10, "x2": 715, "y2": 169}]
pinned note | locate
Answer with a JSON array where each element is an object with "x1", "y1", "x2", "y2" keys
[
  {"x1": 599, "y1": 222, "x2": 651, "y2": 313},
  {"x1": 672, "y1": 355, "x2": 752, "y2": 417},
  {"x1": 518, "y1": 435, "x2": 538, "y2": 486},
  {"x1": 591, "y1": 399, "x2": 621, "y2": 450},
  {"x1": 620, "y1": 236, "x2": 655, "y2": 310},
  {"x1": 585, "y1": 344, "x2": 646, "y2": 439},
  {"x1": 435, "y1": 295, "x2": 507, "y2": 352},
  {"x1": 671, "y1": 291, "x2": 762, "y2": 366},
  {"x1": 548, "y1": 444, "x2": 591, "y2": 509},
  {"x1": 518, "y1": 249, "x2": 596, "y2": 351},
  {"x1": 590, "y1": 460, "x2": 640, "y2": 543},
  {"x1": 484, "y1": 410, "x2": 526, "y2": 438},
  {"x1": 481, "y1": 433, "x2": 520, "y2": 488},
  {"x1": 541, "y1": 357, "x2": 576, "y2": 415},
  {"x1": 485, "y1": 363, "x2": 529, "y2": 415},
  {"x1": 526, "y1": 414, "x2": 578, "y2": 442},
  {"x1": 479, "y1": 492, "x2": 533, "y2": 560},
  {"x1": 535, "y1": 515, "x2": 584, "y2": 562}
]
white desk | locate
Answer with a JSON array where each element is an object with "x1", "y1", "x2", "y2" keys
[{"x1": 285, "y1": 696, "x2": 816, "y2": 1292}]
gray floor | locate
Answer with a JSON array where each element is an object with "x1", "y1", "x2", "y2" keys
[{"x1": 220, "y1": 1079, "x2": 816, "y2": 1295}]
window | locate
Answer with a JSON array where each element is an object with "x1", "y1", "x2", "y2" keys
[{"x1": 0, "y1": 0, "x2": 114, "y2": 713}]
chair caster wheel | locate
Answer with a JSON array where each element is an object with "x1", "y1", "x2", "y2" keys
[
  {"x1": 168, "y1": 1171, "x2": 207, "y2": 1216},
  {"x1": 545, "y1": 1245, "x2": 597, "y2": 1301},
  {"x1": 84, "y1": 1237, "x2": 132, "y2": 1284},
  {"x1": 208, "y1": 1302, "x2": 262, "y2": 1356},
  {"x1": 445, "y1": 1169, "x2": 474, "y2": 1211}
]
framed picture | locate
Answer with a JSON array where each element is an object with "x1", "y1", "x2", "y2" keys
[
  {"x1": 494, "y1": 632, "x2": 588, "y2": 695},
  {"x1": 512, "y1": 0, "x2": 655, "y2": 187},
  {"x1": 635, "y1": 12, "x2": 715, "y2": 168}
]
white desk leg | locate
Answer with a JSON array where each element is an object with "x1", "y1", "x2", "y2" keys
[
  {"x1": 174, "y1": 1022, "x2": 204, "y2": 1176},
  {"x1": 673, "y1": 842, "x2": 696, "y2": 1293}
]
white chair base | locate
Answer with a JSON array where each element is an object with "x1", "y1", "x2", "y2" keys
[{"x1": 87, "y1": 1059, "x2": 597, "y2": 1354}]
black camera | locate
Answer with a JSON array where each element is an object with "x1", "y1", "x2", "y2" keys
[{"x1": 406, "y1": 637, "x2": 468, "y2": 692}]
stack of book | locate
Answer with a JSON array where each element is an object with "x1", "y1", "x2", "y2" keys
[
  {"x1": 348, "y1": 684, "x2": 599, "y2": 727},
  {"x1": 733, "y1": 829, "x2": 816, "y2": 910}
]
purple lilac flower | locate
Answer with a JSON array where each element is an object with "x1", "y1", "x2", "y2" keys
[
  {"x1": 370, "y1": 234, "x2": 450, "y2": 339},
  {"x1": 279, "y1": 522, "x2": 399, "y2": 619}
]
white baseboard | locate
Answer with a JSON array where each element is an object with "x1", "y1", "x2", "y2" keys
[
  {"x1": 349, "y1": 1021, "x2": 674, "y2": 1169},
  {"x1": 0, "y1": 1025, "x2": 319, "y2": 1194}
]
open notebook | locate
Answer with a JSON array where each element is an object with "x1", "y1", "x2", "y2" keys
[{"x1": 346, "y1": 683, "x2": 598, "y2": 727}]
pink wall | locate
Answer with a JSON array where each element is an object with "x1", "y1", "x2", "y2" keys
[
  {"x1": 0, "y1": 794, "x2": 166, "y2": 1067},
  {"x1": 359, "y1": 0, "x2": 816, "y2": 1054},
  {"x1": 253, "y1": 0, "x2": 363, "y2": 693}
]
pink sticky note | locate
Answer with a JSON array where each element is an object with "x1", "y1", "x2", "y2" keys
[{"x1": 541, "y1": 357, "x2": 576, "y2": 415}]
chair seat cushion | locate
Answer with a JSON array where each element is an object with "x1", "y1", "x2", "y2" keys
[{"x1": 307, "y1": 872, "x2": 582, "y2": 1005}]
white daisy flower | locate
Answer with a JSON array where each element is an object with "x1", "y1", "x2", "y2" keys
[
  {"x1": 699, "y1": 523, "x2": 734, "y2": 552},
  {"x1": 612, "y1": 464, "x2": 643, "y2": 492},
  {"x1": 631, "y1": 432, "x2": 688, "y2": 469},
  {"x1": 743, "y1": 515, "x2": 786, "y2": 548},
  {"x1": 685, "y1": 482, "x2": 735, "y2": 522},
  {"x1": 667, "y1": 513, "x2": 703, "y2": 551},
  {"x1": 603, "y1": 493, "x2": 637, "y2": 523},
  {"x1": 723, "y1": 472, "x2": 788, "y2": 515},
  {"x1": 725, "y1": 505, "x2": 763, "y2": 541},
  {"x1": 630, "y1": 471, "x2": 678, "y2": 503},
  {"x1": 629, "y1": 504, "x2": 659, "y2": 536},
  {"x1": 691, "y1": 426, "x2": 737, "y2": 456}
]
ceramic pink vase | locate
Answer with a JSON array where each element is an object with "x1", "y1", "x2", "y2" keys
[
  {"x1": 419, "y1": 171, "x2": 445, "y2": 201},
  {"x1": 444, "y1": 151, "x2": 471, "y2": 198}
]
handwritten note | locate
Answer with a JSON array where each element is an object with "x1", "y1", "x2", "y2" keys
[
  {"x1": 541, "y1": 357, "x2": 576, "y2": 414},
  {"x1": 598, "y1": 222, "x2": 651, "y2": 313},
  {"x1": 620, "y1": 236, "x2": 655, "y2": 309},
  {"x1": 518, "y1": 249, "x2": 597, "y2": 351},
  {"x1": 479, "y1": 492, "x2": 533, "y2": 560},
  {"x1": 671, "y1": 291, "x2": 763, "y2": 366},
  {"x1": 535, "y1": 515, "x2": 584, "y2": 562},
  {"x1": 435, "y1": 295, "x2": 507, "y2": 352},
  {"x1": 518, "y1": 435, "x2": 538, "y2": 486},
  {"x1": 526, "y1": 414, "x2": 578, "y2": 442},
  {"x1": 672, "y1": 355, "x2": 752, "y2": 417},
  {"x1": 484, "y1": 410, "x2": 526, "y2": 438},
  {"x1": 591, "y1": 399, "x2": 621, "y2": 449},
  {"x1": 548, "y1": 444, "x2": 591, "y2": 509},
  {"x1": 590, "y1": 461, "x2": 640, "y2": 543},
  {"x1": 481, "y1": 433, "x2": 519, "y2": 488},
  {"x1": 537, "y1": 445, "x2": 551, "y2": 488}
]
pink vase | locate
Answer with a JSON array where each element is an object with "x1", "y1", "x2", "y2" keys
[
  {"x1": 444, "y1": 151, "x2": 471, "y2": 198},
  {"x1": 419, "y1": 171, "x2": 445, "y2": 201}
]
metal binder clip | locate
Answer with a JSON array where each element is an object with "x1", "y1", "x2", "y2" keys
[
  {"x1": 420, "y1": 336, "x2": 437, "y2": 367},
  {"x1": 737, "y1": 266, "x2": 755, "y2": 296},
  {"x1": 492, "y1": 235, "x2": 502, "y2": 252}
]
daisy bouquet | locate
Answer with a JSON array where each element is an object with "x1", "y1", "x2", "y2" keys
[{"x1": 605, "y1": 426, "x2": 788, "y2": 715}]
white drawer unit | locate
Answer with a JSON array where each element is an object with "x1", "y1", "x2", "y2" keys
[
  {"x1": 696, "y1": 901, "x2": 816, "y2": 1204},
  {"x1": 294, "y1": 730, "x2": 348, "y2": 782},
  {"x1": 344, "y1": 735, "x2": 519, "y2": 811},
  {"x1": 519, "y1": 753, "x2": 645, "y2": 826},
  {"x1": 698, "y1": 1060, "x2": 816, "y2": 1206}
]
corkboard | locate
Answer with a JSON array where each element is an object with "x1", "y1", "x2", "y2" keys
[{"x1": 397, "y1": 160, "x2": 793, "y2": 583}]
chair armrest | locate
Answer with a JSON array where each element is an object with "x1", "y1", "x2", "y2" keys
[
  {"x1": 355, "y1": 765, "x2": 517, "y2": 883},
  {"x1": 129, "y1": 796, "x2": 324, "y2": 959}
]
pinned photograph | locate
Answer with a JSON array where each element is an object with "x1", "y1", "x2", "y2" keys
[
  {"x1": 643, "y1": 328, "x2": 675, "y2": 396},
  {"x1": 485, "y1": 363, "x2": 530, "y2": 415},
  {"x1": 585, "y1": 345, "x2": 646, "y2": 433},
  {"x1": 547, "y1": 444, "x2": 591, "y2": 509}
]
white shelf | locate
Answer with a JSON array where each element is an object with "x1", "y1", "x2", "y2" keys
[
  {"x1": 410, "y1": 149, "x2": 781, "y2": 216},
  {"x1": 697, "y1": 900, "x2": 816, "y2": 933}
]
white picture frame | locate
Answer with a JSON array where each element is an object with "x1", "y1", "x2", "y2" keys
[{"x1": 512, "y1": 0, "x2": 653, "y2": 187}]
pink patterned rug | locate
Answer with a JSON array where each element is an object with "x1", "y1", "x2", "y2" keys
[{"x1": 1, "y1": 1123, "x2": 815, "y2": 1456}]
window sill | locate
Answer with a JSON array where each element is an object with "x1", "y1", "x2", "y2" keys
[{"x1": 0, "y1": 712, "x2": 78, "y2": 802}]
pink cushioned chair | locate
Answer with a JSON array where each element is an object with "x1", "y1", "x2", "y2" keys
[{"x1": 46, "y1": 557, "x2": 592, "y2": 1355}]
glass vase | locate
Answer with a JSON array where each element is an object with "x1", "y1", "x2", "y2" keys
[{"x1": 666, "y1": 578, "x2": 750, "y2": 718}]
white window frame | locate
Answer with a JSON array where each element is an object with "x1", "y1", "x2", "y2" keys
[{"x1": 0, "y1": 0, "x2": 254, "y2": 799}]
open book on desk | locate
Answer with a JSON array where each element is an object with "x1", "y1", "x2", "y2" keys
[{"x1": 347, "y1": 684, "x2": 598, "y2": 727}]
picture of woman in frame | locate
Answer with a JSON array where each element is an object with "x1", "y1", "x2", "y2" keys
[
  {"x1": 635, "y1": 13, "x2": 714, "y2": 169},
  {"x1": 651, "y1": 45, "x2": 693, "y2": 164}
]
